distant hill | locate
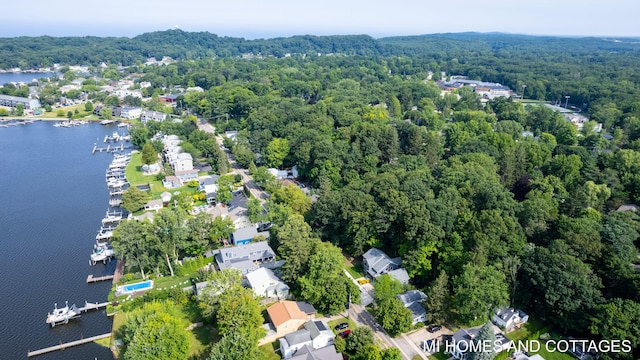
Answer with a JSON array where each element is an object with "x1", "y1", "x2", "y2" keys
[{"x1": 0, "y1": 29, "x2": 639, "y2": 69}]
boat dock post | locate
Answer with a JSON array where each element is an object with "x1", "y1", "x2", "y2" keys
[{"x1": 27, "y1": 333, "x2": 111, "y2": 357}]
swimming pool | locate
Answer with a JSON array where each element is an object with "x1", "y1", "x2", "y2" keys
[{"x1": 117, "y1": 280, "x2": 154, "y2": 296}]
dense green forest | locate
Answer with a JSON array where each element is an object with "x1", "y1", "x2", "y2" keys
[{"x1": 106, "y1": 36, "x2": 640, "y2": 357}]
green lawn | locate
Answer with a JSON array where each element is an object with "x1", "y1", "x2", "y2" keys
[
  {"x1": 259, "y1": 341, "x2": 281, "y2": 360},
  {"x1": 507, "y1": 318, "x2": 548, "y2": 341},
  {"x1": 530, "y1": 343, "x2": 577, "y2": 360},
  {"x1": 346, "y1": 264, "x2": 365, "y2": 279},
  {"x1": 328, "y1": 316, "x2": 358, "y2": 334}
]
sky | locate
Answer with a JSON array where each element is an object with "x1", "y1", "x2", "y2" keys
[{"x1": 2, "y1": 0, "x2": 639, "y2": 39}]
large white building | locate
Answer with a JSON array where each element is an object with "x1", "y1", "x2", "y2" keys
[{"x1": 0, "y1": 94, "x2": 40, "y2": 109}]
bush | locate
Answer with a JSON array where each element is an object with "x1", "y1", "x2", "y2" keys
[{"x1": 176, "y1": 256, "x2": 211, "y2": 276}]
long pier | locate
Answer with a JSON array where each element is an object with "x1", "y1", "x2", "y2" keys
[
  {"x1": 27, "y1": 333, "x2": 111, "y2": 357},
  {"x1": 86, "y1": 274, "x2": 115, "y2": 283},
  {"x1": 79, "y1": 301, "x2": 110, "y2": 312}
]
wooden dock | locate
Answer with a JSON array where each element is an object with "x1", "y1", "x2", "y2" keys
[
  {"x1": 86, "y1": 274, "x2": 115, "y2": 283},
  {"x1": 27, "y1": 333, "x2": 111, "y2": 357},
  {"x1": 79, "y1": 301, "x2": 110, "y2": 313},
  {"x1": 113, "y1": 260, "x2": 125, "y2": 284}
]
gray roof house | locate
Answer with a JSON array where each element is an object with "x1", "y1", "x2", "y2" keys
[
  {"x1": 492, "y1": 307, "x2": 529, "y2": 330},
  {"x1": 289, "y1": 344, "x2": 342, "y2": 360},
  {"x1": 279, "y1": 319, "x2": 336, "y2": 359},
  {"x1": 245, "y1": 267, "x2": 290, "y2": 299},
  {"x1": 362, "y1": 248, "x2": 405, "y2": 280},
  {"x1": 449, "y1": 326, "x2": 512, "y2": 359},
  {"x1": 397, "y1": 290, "x2": 428, "y2": 324},
  {"x1": 212, "y1": 241, "x2": 276, "y2": 275},
  {"x1": 231, "y1": 226, "x2": 259, "y2": 245},
  {"x1": 387, "y1": 268, "x2": 410, "y2": 284}
]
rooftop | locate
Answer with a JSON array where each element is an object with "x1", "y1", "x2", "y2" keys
[{"x1": 267, "y1": 300, "x2": 308, "y2": 328}]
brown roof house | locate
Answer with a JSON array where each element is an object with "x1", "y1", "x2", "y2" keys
[{"x1": 260, "y1": 300, "x2": 316, "y2": 345}]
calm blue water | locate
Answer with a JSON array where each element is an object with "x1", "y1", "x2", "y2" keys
[
  {"x1": 122, "y1": 280, "x2": 153, "y2": 293},
  {"x1": 0, "y1": 72, "x2": 56, "y2": 85},
  {"x1": 0, "y1": 121, "x2": 118, "y2": 359}
]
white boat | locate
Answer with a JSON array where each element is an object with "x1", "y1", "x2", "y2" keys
[
  {"x1": 90, "y1": 244, "x2": 115, "y2": 265},
  {"x1": 96, "y1": 230, "x2": 113, "y2": 241},
  {"x1": 46, "y1": 302, "x2": 80, "y2": 327}
]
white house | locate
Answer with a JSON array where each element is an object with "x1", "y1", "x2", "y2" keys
[
  {"x1": 141, "y1": 110, "x2": 168, "y2": 123},
  {"x1": 492, "y1": 307, "x2": 529, "y2": 330},
  {"x1": 120, "y1": 106, "x2": 142, "y2": 119},
  {"x1": 279, "y1": 319, "x2": 335, "y2": 359},
  {"x1": 171, "y1": 153, "x2": 193, "y2": 172},
  {"x1": 144, "y1": 199, "x2": 163, "y2": 212},
  {"x1": 245, "y1": 267, "x2": 290, "y2": 299}
]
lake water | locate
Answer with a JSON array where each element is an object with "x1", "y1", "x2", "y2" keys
[
  {"x1": 0, "y1": 121, "x2": 119, "y2": 359},
  {"x1": 0, "y1": 72, "x2": 56, "y2": 85}
]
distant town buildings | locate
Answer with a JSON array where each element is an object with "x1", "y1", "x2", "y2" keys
[{"x1": 437, "y1": 78, "x2": 512, "y2": 100}]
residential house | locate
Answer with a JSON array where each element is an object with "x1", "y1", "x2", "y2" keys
[
  {"x1": 198, "y1": 175, "x2": 219, "y2": 194},
  {"x1": 206, "y1": 192, "x2": 217, "y2": 205},
  {"x1": 144, "y1": 199, "x2": 163, "y2": 212},
  {"x1": 231, "y1": 226, "x2": 259, "y2": 246},
  {"x1": 492, "y1": 307, "x2": 529, "y2": 331},
  {"x1": 449, "y1": 326, "x2": 512, "y2": 359},
  {"x1": 387, "y1": 268, "x2": 410, "y2": 284},
  {"x1": 267, "y1": 301, "x2": 312, "y2": 337},
  {"x1": 120, "y1": 106, "x2": 142, "y2": 119},
  {"x1": 245, "y1": 267, "x2": 290, "y2": 299},
  {"x1": 158, "y1": 93, "x2": 182, "y2": 105},
  {"x1": 268, "y1": 165, "x2": 299, "y2": 180},
  {"x1": 162, "y1": 175, "x2": 181, "y2": 189},
  {"x1": 171, "y1": 153, "x2": 193, "y2": 172},
  {"x1": 224, "y1": 131, "x2": 238, "y2": 142},
  {"x1": 279, "y1": 319, "x2": 335, "y2": 359},
  {"x1": 141, "y1": 110, "x2": 168, "y2": 123},
  {"x1": 289, "y1": 344, "x2": 342, "y2": 360},
  {"x1": 362, "y1": 248, "x2": 405, "y2": 280},
  {"x1": 397, "y1": 290, "x2": 428, "y2": 324},
  {"x1": 175, "y1": 169, "x2": 198, "y2": 184},
  {"x1": 213, "y1": 241, "x2": 276, "y2": 274}
]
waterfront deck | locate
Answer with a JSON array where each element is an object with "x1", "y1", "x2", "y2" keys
[
  {"x1": 27, "y1": 333, "x2": 111, "y2": 357},
  {"x1": 86, "y1": 274, "x2": 115, "y2": 283}
]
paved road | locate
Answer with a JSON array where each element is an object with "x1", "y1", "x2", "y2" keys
[
  {"x1": 349, "y1": 303, "x2": 424, "y2": 360},
  {"x1": 197, "y1": 120, "x2": 268, "y2": 204}
]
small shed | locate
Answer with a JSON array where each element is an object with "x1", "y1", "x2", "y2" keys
[{"x1": 160, "y1": 192, "x2": 172, "y2": 205}]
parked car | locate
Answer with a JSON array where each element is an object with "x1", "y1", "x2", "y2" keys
[
  {"x1": 427, "y1": 324, "x2": 442, "y2": 333},
  {"x1": 339, "y1": 329, "x2": 351, "y2": 338},
  {"x1": 334, "y1": 322, "x2": 349, "y2": 331}
]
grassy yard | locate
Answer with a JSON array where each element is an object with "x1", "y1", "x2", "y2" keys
[
  {"x1": 42, "y1": 103, "x2": 98, "y2": 119},
  {"x1": 259, "y1": 341, "x2": 281, "y2": 360},
  {"x1": 125, "y1": 152, "x2": 202, "y2": 199},
  {"x1": 345, "y1": 264, "x2": 365, "y2": 279},
  {"x1": 327, "y1": 316, "x2": 358, "y2": 334},
  {"x1": 506, "y1": 318, "x2": 549, "y2": 341},
  {"x1": 530, "y1": 343, "x2": 577, "y2": 360}
]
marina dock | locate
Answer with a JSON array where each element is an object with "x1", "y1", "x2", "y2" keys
[
  {"x1": 78, "y1": 301, "x2": 110, "y2": 312},
  {"x1": 86, "y1": 274, "x2": 115, "y2": 283},
  {"x1": 27, "y1": 333, "x2": 111, "y2": 357}
]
